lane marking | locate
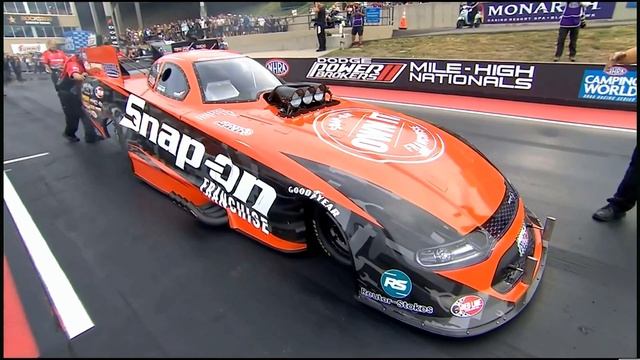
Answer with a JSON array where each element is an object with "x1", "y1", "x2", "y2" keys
[
  {"x1": 3, "y1": 172, "x2": 94, "y2": 339},
  {"x1": 4, "y1": 152, "x2": 50, "y2": 165},
  {"x1": 341, "y1": 97, "x2": 637, "y2": 134}
]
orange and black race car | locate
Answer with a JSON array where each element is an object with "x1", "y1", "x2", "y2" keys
[{"x1": 81, "y1": 45, "x2": 555, "y2": 337}]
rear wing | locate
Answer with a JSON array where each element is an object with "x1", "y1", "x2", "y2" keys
[
  {"x1": 84, "y1": 45, "x2": 152, "y2": 85},
  {"x1": 84, "y1": 45, "x2": 129, "y2": 86}
]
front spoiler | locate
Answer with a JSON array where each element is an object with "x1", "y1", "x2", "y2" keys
[{"x1": 355, "y1": 217, "x2": 552, "y2": 338}]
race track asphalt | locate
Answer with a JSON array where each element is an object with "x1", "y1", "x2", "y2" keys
[{"x1": 3, "y1": 78, "x2": 637, "y2": 357}]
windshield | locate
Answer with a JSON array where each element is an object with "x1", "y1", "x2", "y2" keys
[{"x1": 194, "y1": 57, "x2": 282, "y2": 103}]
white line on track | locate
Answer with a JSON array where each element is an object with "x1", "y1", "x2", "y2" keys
[
  {"x1": 4, "y1": 152, "x2": 50, "y2": 165},
  {"x1": 341, "y1": 97, "x2": 637, "y2": 134},
  {"x1": 3, "y1": 172, "x2": 94, "y2": 339}
]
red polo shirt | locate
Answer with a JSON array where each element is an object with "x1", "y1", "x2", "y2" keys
[{"x1": 41, "y1": 49, "x2": 67, "y2": 70}]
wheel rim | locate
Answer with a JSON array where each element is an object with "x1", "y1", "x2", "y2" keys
[{"x1": 317, "y1": 210, "x2": 351, "y2": 261}]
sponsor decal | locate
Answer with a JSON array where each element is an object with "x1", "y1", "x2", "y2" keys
[
  {"x1": 195, "y1": 108, "x2": 238, "y2": 121},
  {"x1": 288, "y1": 186, "x2": 340, "y2": 217},
  {"x1": 103, "y1": 63, "x2": 120, "y2": 78},
  {"x1": 306, "y1": 58, "x2": 406, "y2": 83},
  {"x1": 516, "y1": 224, "x2": 530, "y2": 257},
  {"x1": 409, "y1": 61, "x2": 535, "y2": 90},
  {"x1": 450, "y1": 295, "x2": 484, "y2": 318},
  {"x1": 578, "y1": 68, "x2": 636, "y2": 103},
  {"x1": 380, "y1": 269, "x2": 412, "y2": 298},
  {"x1": 89, "y1": 110, "x2": 98, "y2": 119},
  {"x1": 604, "y1": 66, "x2": 628, "y2": 77},
  {"x1": 360, "y1": 287, "x2": 434, "y2": 314},
  {"x1": 122, "y1": 94, "x2": 276, "y2": 234},
  {"x1": 89, "y1": 98, "x2": 103, "y2": 108},
  {"x1": 265, "y1": 59, "x2": 290, "y2": 77},
  {"x1": 81, "y1": 94, "x2": 90, "y2": 103},
  {"x1": 94, "y1": 86, "x2": 104, "y2": 99},
  {"x1": 484, "y1": 2, "x2": 615, "y2": 24},
  {"x1": 157, "y1": 84, "x2": 166, "y2": 92},
  {"x1": 216, "y1": 121, "x2": 253, "y2": 136},
  {"x1": 314, "y1": 108, "x2": 445, "y2": 164}
]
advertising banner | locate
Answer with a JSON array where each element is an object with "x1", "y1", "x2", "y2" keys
[
  {"x1": 10, "y1": 43, "x2": 47, "y2": 54},
  {"x1": 365, "y1": 7, "x2": 382, "y2": 25},
  {"x1": 4, "y1": 14, "x2": 59, "y2": 26},
  {"x1": 170, "y1": 38, "x2": 220, "y2": 53},
  {"x1": 255, "y1": 57, "x2": 636, "y2": 111},
  {"x1": 106, "y1": 17, "x2": 119, "y2": 47},
  {"x1": 63, "y1": 30, "x2": 96, "y2": 53},
  {"x1": 483, "y1": 2, "x2": 615, "y2": 24}
]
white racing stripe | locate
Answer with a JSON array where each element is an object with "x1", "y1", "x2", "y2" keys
[
  {"x1": 341, "y1": 97, "x2": 637, "y2": 134},
  {"x1": 4, "y1": 152, "x2": 50, "y2": 165},
  {"x1": 3, "y1": 172, "x2": 94, "y2": 339}
]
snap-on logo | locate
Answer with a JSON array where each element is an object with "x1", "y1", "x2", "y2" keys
[
  {"x1": 450, "y1": 295, "x2": 484, "y2": 318},
  {"x1": 313, "y1": 108, "x2": 445, "y2": 164},
  {"x1": 265, "y1": 59, "x2": 290, "y2": 77}
]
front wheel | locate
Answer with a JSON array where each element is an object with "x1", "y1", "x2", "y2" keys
[
  {"x1": 311, "y1": 207, "x2": 353, "y2": 267},
  {"x1": 456, "y1": 19, "x2": 465, "y2": 29}
]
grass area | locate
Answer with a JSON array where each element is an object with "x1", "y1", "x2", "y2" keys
[{"x1": 328, "y1": 24, "x2": 637, "y2": 63}]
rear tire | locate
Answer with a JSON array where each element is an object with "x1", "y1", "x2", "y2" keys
[{"x1": 311, "y1": 207, "x2": 353, "y2": 267}]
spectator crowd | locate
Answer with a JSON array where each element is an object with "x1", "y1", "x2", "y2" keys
[
  {"x1": 115, "y1": 13, "x2": 291, "y2": 48},
  {"x1": 4, "y1": 52, "x2": 47, "y2": 83}
]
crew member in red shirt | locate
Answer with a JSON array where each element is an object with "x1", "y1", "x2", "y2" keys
[
  {"x1": 41, "y1": 39, "x2": 68, "y2": 90},
  {"x1": 57, "y1": 52, "x2": 101, "y2": 143}
]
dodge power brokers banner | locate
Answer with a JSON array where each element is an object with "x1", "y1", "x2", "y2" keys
[{"x1": 256, "y1": 57, "x2": 636, "y2": 111}]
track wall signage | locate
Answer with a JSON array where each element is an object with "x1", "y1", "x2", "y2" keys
[
  {"x1": 482, "y1": 2, "x2": 615, "y2": 24},
  {"x1": 256, "y1": 57, "x2": 636, "y2": 111}
]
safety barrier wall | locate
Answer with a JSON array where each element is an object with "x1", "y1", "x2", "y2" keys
[
  {"x1": 392, "y1": 2, "x2": 637, "y2": 31},
  {"x1": 253, "y1": 57, "x2": 637, "y2": 111}
]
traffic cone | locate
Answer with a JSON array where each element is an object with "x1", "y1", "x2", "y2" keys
[{"x1": 399, "y1": 9, "x2": 408, "y2": 30}]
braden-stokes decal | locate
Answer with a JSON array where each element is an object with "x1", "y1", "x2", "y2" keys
[
  {"x1": 450, "y1": 295, "x2": 484, "y2": 318},
  {"x1": 287, "y1": 186, "x2": 340, "y2": 217},
  {"x1": 306, "y1": 58, "x2": 406, "y2": 83},
  {"x1": 360, "y1": 287, "x2": 434, "y2": 314},
  {"x1": 122, "y1": 94, "x2": 276, "y2": 235},
  {"x1": 314, "y1": 108, "x2": 445, "y2": 164},
  {"x1": 380, "y1": 269, "x2": 412, "y2": 298}
]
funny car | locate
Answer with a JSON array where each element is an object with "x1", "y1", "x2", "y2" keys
[{"x1": 81, "y1": 45, "x2": 555, "y2": 337}]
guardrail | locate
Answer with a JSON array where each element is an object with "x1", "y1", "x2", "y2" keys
[{"x1": 254, "y1": 57, "x2": 637, "y2": 111}]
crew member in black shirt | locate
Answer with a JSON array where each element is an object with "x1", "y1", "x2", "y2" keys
[{"x1": 314, "y1": 3, "x2": 327, "y2": 51}]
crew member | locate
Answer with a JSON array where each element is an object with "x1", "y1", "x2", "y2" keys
[
  {"x1": 592, "y1": 46, "x2": 638, "y2": 222},
  {"x1": 41, "y1": 39, "x2": 67, "y2": 90},
  {"x1": 57, "y1": 52, "x2": 101, "y2": 143},
  {"x1": 314, "y1": 3, "x2": 327, "y2": 51},
  {"x1": 554, "y1": 2, "x2": 589, "y2": 62},
  {"x1": 351, "y1": 4, "x2": 364, "y2": 47}
]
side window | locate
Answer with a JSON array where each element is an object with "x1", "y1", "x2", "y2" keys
[
  {"x1": 147, "y1": 62, "x2": 159, "y2": 89},
  {"x1": 155, "y1": 62, "x2": 189, "y2": 101}
]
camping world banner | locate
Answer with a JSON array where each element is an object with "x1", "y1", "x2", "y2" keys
[{"x1": 483, "y1": 2, "x2": 616, "y2": 24}]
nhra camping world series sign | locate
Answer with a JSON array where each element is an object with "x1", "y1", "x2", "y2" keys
[
  {"x1": 483, "y1": 2, "x2": 615, "y2": 24},
  {"x1": 257, "y1": 57, "x2": 636, "y2": 111}
]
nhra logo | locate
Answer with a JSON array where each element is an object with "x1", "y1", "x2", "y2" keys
[
  {"x1": 450, "y1": 295, "x2": 484, "y2": 318},
  {"x1": 314, "y1": 108, "x2": 445, "y2": 164},
  {"x1": 265, "y1": 59, "x2": 290, "y2": 77},
  {"x1": 306, "y1": 58, "x2": 406, "y2": 83},
  {"x1": 380, "y1": 269, "x2": 412, "y2": 298}
]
